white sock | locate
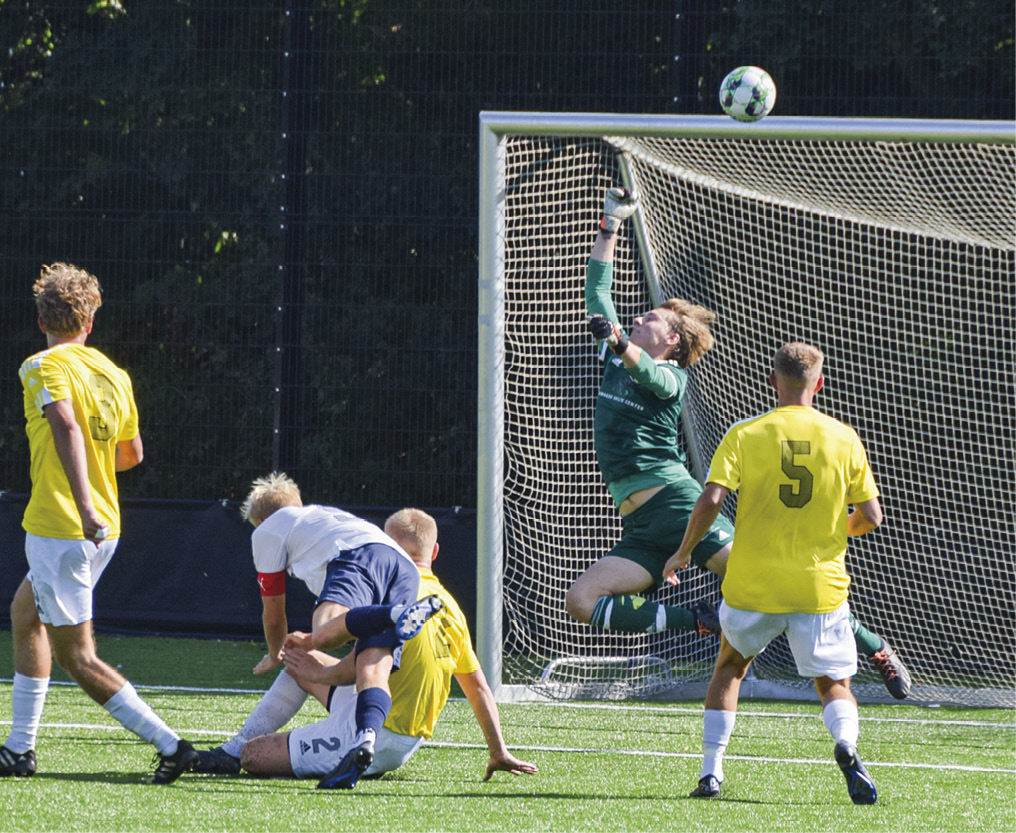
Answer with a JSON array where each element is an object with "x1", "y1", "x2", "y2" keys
[
  {"x1": 701, "y1": 709, "x2": 737, "y2": 782},
  {"x1": 822, "y1": 698, "x2": 860, "y2": 746},
  {"x1": 103, "y1": 682, "x2": 179, "y2": 756},
  {"x1": 5, "y1": 673, "x2": 50, "y2": 754},
  {"x1": 221, "y1": 670, "x2": 307, "y2": 759}
]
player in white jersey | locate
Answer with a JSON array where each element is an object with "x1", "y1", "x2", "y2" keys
[
  {"x1": 237, "y1": 508, "x2": 537, "y2": 786},
  {"x1": 194, "y1": 473, "x2": 442, "y2": 789}
]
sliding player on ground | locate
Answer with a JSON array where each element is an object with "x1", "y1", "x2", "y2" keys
[
  {"x1": 237, "y1": 508, "x2": 538, "y2": 785},
  {"x1": 195, "y1": 473, "x2": 442, "y2": 789}
]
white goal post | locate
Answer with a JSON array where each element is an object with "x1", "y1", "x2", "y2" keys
[{"x1": 477, "y1": 112, "x2": 1015, "y2": 706}]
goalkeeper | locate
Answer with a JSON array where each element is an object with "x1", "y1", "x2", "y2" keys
[{"x1": 566, "y1": 187, "x2": 911, "y2": 700}]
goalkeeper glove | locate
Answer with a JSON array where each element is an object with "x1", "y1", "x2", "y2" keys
[
  {"x1": 600, "y1": 186, "x2": 639, "y2": 235},
  {"x1": 587, "y1": 314, "x2": 629, "y2": 355}
]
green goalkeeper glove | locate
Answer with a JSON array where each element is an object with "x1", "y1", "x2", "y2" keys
[{"x1": 600, "y1": 186, "x2": 639, "y2": 235}]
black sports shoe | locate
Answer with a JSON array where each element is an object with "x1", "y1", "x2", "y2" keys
[
  {"x1": 148, "y1": 739, "x2": 199, "y2": 785},
  {"x1": 0, "y1": 745, "x2": 36, "y2": 777},
  {"x1": 870, "y1": 639, "x2": 912, "y2": 700},
  {"x1": 393, "y1": 594, "x2": 444, "y2": 640},
  {"x1": 834, "y1": 740, "x2": 877, "y2": 805},
  {"x1": 689, "y1": 774, "x2": 722, "y2": 798},
  {"x1": 194, "y1": 745, "x2": 241, "y2": 774},
  {"x1": 693, "y1": 600, "x2": 721, "y2": 636},
  {"x1": 317, "y1": 734, "x2": 375, "y2": 790}
]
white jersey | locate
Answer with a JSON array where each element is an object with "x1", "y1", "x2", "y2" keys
[{"x1": 251, "y1": 504, "x2": 412, "y2": 597}]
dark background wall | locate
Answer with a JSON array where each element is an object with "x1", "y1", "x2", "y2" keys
[
  {"x1": 0, "y1": 1, "x2": 1011, "y2": 637},
  {"x1": 0, "y1": 494, "x2": 476, "y2": 638}
]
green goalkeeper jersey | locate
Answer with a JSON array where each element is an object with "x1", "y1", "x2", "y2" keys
[{"x1": 586, "y1": 259, "x2": 695, "y2": 506}]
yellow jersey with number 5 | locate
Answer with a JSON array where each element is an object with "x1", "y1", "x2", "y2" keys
[
  {"x1": 708, "y1": 405, "x2": 879, "y2": 614},
  {"x1": 19, "y1": 343, "x2": 139, "y2": 539}
]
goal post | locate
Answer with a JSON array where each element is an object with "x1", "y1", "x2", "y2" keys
[{"x1": 477, "y1": 112, "x2": 1015, "y2": 706}]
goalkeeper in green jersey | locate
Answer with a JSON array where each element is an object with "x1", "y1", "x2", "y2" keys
[{"x1": 565, "y1": 187, "x2": 910, "y2": 700}]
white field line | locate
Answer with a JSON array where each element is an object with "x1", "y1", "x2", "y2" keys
[
  {"x1": 3, "y1": 679, "x2": 1011, "y2": 729},
  {"x1": 3, "y1": 721, "x2": 1009, "y2": 775},
  {"x1": 3, "y1": 681, "x2": 1012, "y2": 774},
  {"x1": 423, "y1": 741, "x2": 1016, "y2": 774}
]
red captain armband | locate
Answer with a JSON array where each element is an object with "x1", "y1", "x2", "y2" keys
[{"x1": 257, "y1": 571, "x2": 286, "y2": 597}]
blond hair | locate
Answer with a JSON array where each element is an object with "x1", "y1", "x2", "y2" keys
[
  {"x1": 384, "y1": 508, "x2": 438, "y2": 563},
  {"x1": 658, "y1": 298, "x2": 716, "y2": 368},
  {"x1": 33, "y1": 262, "x2": 102, "y2": 336},
  {"x1": 240, "y1": 472, "x2": 302, "y2": 525},
  {"x1": 774, "y1": 342, "x2": 825, "y2": 387}
]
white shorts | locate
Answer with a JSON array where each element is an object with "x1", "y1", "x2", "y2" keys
[
  {"x1": 25, "y1": 533, "x2": 118, "y2": 627},
  {"x1": 288, "y1": 685, "x2": 423, "y2": 778},
  {"x1": 720, "y1": 600, "x2": 857, "y2": 681}
]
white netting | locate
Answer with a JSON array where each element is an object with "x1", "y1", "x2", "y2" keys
[{"x1": 496, "y1": 128, "x2": 1015, "y2": 706}]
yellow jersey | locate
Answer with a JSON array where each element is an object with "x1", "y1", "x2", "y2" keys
[
  {"x1": 20, "y1": 343, "x2": 139, "y2": 539},
  {"x1": 709, "y1": 405, "x2": 879, "y2": 614},
  {"x1": 385, "y1": 567, "x2": 480, "y2": 739}
]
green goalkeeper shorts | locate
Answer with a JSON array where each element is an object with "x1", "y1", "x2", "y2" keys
[{"x1": 606, "y1": 479, "x2": 734, "y2": 586}]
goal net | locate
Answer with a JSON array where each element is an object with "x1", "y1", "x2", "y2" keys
[{"x1": 477, "y1": 114, "x2": 1015, "y2": 707}]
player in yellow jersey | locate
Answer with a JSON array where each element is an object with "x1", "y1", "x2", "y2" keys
[
  {"x1": 664, "y1": 343, "x2": 881, "y2": 805},
  {"x1": 0, "y1": 263, "x2": 198, "y2": 784},
  {"x1": 237, "y1": 508, "x2": 538, "y2": 784}
]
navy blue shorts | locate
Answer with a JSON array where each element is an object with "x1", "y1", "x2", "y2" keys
[{"x1": 316, "y1": 542, "x2": 421, "y2": 657}]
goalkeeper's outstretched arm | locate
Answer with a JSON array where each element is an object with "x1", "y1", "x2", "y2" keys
[
  {"x1": 590, "y1": 186, "x2": 638, "y2": 262},
  {"x1": 585, "y1": 186, "x2": 639, "y2": 324}
]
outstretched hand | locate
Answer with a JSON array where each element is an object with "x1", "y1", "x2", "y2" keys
[
  {"x1": 662, "y1": 550, "x2": 692, "y2": 586},
  {"x1": 253, "y1": 652, "x2": 282, "y2": 675},
  {"x1": 483, "y1": 752, "x2": 539, "y2": 781},
  {"x1": 601, "y1": 186, "x2": 639, "y2": 233}
]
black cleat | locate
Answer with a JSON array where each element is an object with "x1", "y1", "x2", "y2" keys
[
  {"x1": 194, "y1": 745, "x2": 241, "y2": 774},
  {"x1": 834, "y1": 740, "x2": 877, "y2": 805},
  {"x1": 148, "y1": 739, "x2": 199, "y2": 785},
  {"x1": 394, "y1": 594, "x2": 444, "y2": 640},
  {"x1": 693, "y1": 600, "x2": 721, "y2": 636},
  {"x1": 689, "y1": 774, "x2": 722, "y2": 798},
  {"x1": 0, "y1": 746, "x2": 36, "y2": 777},
  {"x1": 317, "y1": 734, "x2": 375, "y2": 790},
  {"x1": 870, "y1": 639, "x2": 911, "y2": 700}
]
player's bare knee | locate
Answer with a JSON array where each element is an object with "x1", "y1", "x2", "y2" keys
[{"x1": 564, "y1": 584, "x2": 593, "y2": 623}]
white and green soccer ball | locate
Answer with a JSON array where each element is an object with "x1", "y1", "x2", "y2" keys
[{"x1": 719, "y1": 66, "x2": 777, "y2": 122}]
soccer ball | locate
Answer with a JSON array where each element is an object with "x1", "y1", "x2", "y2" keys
[{"x1": 719, "y1": 66, "x2": 777, "y2": 122}]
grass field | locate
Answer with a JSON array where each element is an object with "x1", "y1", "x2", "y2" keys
[{"x1": 0, "y1": 634, "x2": 1013, "y2": 833}]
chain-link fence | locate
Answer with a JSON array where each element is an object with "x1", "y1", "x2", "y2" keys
[{"x1": 1, "y1": 1, "x2": 1011, "y2": 507}]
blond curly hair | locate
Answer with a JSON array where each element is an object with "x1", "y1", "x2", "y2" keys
[
  {"x1": 240, "y1": 472, "x2": 303, "y2": 525},
  {"x1": 33, "y1": 263, "x2": 102, "y2": 336},
  {"x1": 658, "y1": 297, "x2": 717, "y2": 368}
]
